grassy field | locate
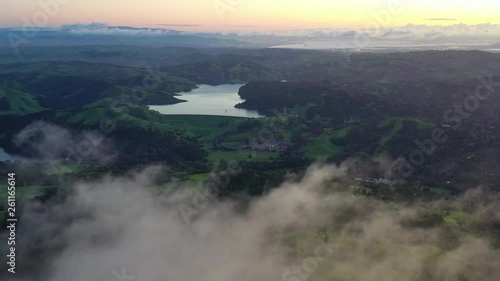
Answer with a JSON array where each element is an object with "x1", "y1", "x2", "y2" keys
[
  {"x1": 428, "y1": 187, "x2": 453, "y2": 196},
  {"x1": 303, "y1": 136, "x2": 343, "y2": 159},
  {"x1": 302, "y1": 127, "x2": 345, "y2": 159},
  {"x1": 404, "y1": 117, "x2": 436, "y2": 130},
  {"x1": 0, "y1": 185, "x2": 56, "y2": 201},
  {"x1": 164, "y1": 115, "x2": 244, "y2": 137},
  {"x1": 186, "y1": 173, "x2": 212, "y2": 183},
  {"x1": 330, "y1": 127, "x2": 353, "y2": 140},
  {"x1": 207, "y1": 151, "x2": 279, "y2": 164},
  {"x1": 377, "y1": 117, "x2": 404, "y2": 147},
  {"x1": 164, "y1": 115, "x2": 284, "y2": 164},
  {"x1": 67, "y1": 110, "x2": 279, "y2": 164},
  {"x1": 67, "y1": 107, "x2": 126, "y2": 126},
  {"x1": 44, "y1": 164, "x2": 87, "y2": 175},
  {"x1": 0, "y1": 85, "x2": 46, "y2": 115},
  {"x1": 66, "y1": 106, "x2": 181, "y2": 132},
  {"x1": 377, "y1": 117, "x2": 435, "y2": 148}
]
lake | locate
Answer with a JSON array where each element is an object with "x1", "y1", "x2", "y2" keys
[{"x1": 148, "y1": 84, "x2": 262, "y2": 118}]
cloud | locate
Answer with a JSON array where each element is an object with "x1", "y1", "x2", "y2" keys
[
  {"x1": 227, "y1": 25, "x2": 261, "y2": 28},
  {"x1": 221, "y1": 24, "x2": 500, "y2": 41},
  {"x1": 3, "y1": 161, "x2": 500, "y2": 281},
  {"x1": 61, "y1": 22, "x2": 109, "y2": 29},
  {"x1": 5, "y1": 23, "x2": 500, "y2": 42},
  {"x1": 58, "y1": 22, "x2": 183, "y2": 36},
  {"x1": 13, "y1": 121, "x2": 115, "y2": 165},
  {"x1": 156, "y1": 24, "x2": 201, "y2": 27}
]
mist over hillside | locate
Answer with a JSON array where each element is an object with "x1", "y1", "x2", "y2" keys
[
  {"x1": 2, "y1": 162, "x2": 499, "y2": 281},
  {"x1": 2, "y1": 1, "x2": 500, "y2": 279},
  {"x1": 0, "y1": 121, "x2": 498, "y2": 281},
  {"x1": 2, "y1": 23, "x2": 500, "y2": 52}
]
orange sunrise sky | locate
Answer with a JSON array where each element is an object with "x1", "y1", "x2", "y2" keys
[{"x1": 2, "y1": 0, "x2": 500, "y2": 31}]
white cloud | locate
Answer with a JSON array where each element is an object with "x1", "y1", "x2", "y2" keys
[
  {"x1": 219, "y1": 24, "x2": 500, "y2": 40},
  {"x1": 12, "y1": 22, "x2": 184, "y2": 36},
  {"x1": 10, "y1": 163, "x2": 500, "y2": 281}
]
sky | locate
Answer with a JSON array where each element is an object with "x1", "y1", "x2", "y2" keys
[{"x1": 2, "y1": 0, "x2": 500, "y2": 31}]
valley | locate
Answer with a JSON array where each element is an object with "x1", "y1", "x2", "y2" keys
[{"x1": 1, "y1": 46, "x2": 500, "y2": 280}]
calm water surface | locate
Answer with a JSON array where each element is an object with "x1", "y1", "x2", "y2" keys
[{"x1": 148, "y1": 84, "x2": 262, "y2": 118}]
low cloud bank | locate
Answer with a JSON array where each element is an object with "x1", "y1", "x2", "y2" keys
[
  {"x1": 13, "y1": 121, "x2": 115, "y2": 165},
  {"x1": 2, "y1": 162, "x2": 499, "y2": 281},
  {"x1": 6, "y1": 23, "x2": 500, "y2": 40}
]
